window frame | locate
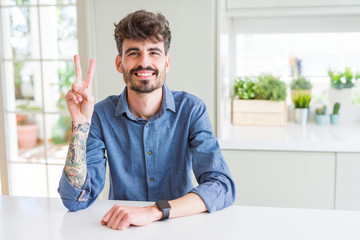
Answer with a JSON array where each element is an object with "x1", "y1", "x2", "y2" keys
[{"x1": 0, "y1": 0, "x2": 94, "y2": 196}]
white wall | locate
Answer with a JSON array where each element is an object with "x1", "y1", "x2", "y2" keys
[{"x1": 90, "y1": 0, "x2": 217, "y2": 126}]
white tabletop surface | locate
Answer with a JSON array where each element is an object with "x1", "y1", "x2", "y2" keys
[
  {"x1": 219, "y1": 122, "x2": 360, "y2": 152},
  {"x1": 1, "y1": 195, "x2": 360, "y2": 240}
]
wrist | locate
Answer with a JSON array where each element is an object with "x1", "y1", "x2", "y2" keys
[
  {"x1": 155, "y1": 200, "x2": 171, "y2": 220},
  {"x1": 147, "y1": 204, "x2": 163, "y2": 222},
  {"x1": 72, "y1": 121, "x2": 91, "y2": 133}
]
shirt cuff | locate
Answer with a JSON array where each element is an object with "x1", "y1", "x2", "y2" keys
[
  {"x1": 58, "y1": 170, "x2": 92, "y2": 211},
  {"x1": 190, "y1": 180, "x2": 235, "y2": 213}
]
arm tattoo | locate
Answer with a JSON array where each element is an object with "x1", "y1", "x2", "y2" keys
[{"x1": 64, "y1": 122, "x2": 91, "y2": 189}]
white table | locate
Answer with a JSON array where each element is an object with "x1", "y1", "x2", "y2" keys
[{"x1": 1, "y1": 196, "x2": 360, "y2": 240}]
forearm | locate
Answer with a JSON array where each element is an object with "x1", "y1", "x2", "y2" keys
[
  {"x1": 168, "y1": 192, "x2": 207, "y2": 218},
  {"x1": 101, "y1": 192, "x2": 207, "y2": 230},
  {"x1": 64, "y1": 122, "x2": 90, "y2": 189}
]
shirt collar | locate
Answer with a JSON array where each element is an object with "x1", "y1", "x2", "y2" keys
[
  {"x1": 163, "y1": 84, "x2": 176, "y2": 113},
  {"x1": 115, "y1": 84, "x2": 176, "y2": 119}
]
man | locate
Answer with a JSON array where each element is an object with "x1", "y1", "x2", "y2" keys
[{"x1": 58, "y1": 10, "x2": 235, "y2": 230}]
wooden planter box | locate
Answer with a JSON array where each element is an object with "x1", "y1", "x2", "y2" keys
[{"x1": 232, "y1": 99, "x2": 287, "y2": 126}]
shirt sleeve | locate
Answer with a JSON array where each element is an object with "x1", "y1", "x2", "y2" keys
[
  {"x1": 188, "y1": 101, "x2": 236, "y2": 213},
  {"x1": 58, "y1": 112, "x2": 107, "y2": 212}
]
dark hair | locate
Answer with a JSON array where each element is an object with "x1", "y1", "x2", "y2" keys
[{"x1": 114, "y1": 10, "x2": 171, "y2": 56}]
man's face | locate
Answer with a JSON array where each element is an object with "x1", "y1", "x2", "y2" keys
[{"x1": 116, "y1": 39, "x2": 170, "y2": 94}]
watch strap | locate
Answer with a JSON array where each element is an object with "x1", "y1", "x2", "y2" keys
[{"x1": 156, "y1": 200, "x2": 171, "y2": 220}]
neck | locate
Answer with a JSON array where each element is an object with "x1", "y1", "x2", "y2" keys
[{"x1": 127, "y1": 87, "x2": 163, "y2": 121}]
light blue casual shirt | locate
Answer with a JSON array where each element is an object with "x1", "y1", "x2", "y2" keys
[{"x1": 58, "y1": 84, "x2": 235, "y2": 212}]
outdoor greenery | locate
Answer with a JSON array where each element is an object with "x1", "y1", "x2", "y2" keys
[
  {"x1": 57, "y1": 5, "x2": 77, "y2": 57},
  {"x1": 57, "y1": 62, "x2": 75, "y2": 110},
  {"x1": 328, "y1": 68, "x2": 360, "y2": 89},
  {"x1": 290, "y1": 75, "x2": 312, "y2": 90},
  {"x1": 51, "y1": 62, "x2": 75, "y2": 144},
  {"x1": 292, "y1": 93, "x2": 312, "y2": 108},
  {"x1": 6, "y1": 3, "x2": 77, "y2": 143},
  {"x1": 233, "y1": 74, "x2": 287, "y2": 101},
  {"x1": 8, "y1": 0, "x2": 30, "y2": 5}
]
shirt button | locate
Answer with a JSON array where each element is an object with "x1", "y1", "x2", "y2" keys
[
  {"x1": 148, "y1": 151, "x2": 152, "y2": 155},
  {"x1": 149, "y1": 177, "x2": 154, "y2": 181},
  {"x1": 146, "y1": 123, "x2": 149, "y2": 127}
]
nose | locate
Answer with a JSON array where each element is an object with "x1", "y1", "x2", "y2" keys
[{"x1": 138, "y1": 53, "x2": 151, "y2": 67}]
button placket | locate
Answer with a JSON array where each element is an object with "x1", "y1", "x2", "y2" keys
[{"x1": 143, "y1": 121, "x2": 156, "y2": 200}]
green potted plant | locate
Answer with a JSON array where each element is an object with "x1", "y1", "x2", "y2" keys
[
  {"x1": 315, "y1": 105, "x2": 327, "y2": 125},
  {"x1": 232, "y1": 74, "x2": 287, "y2": 126},
  {"x1": 255, "y1": 74, "x2": 287, "y2": 101},
  {"x1": 290, "y1": 75, "x2": 312, "y2": 100},
  {"x1": 233, "y1": 76, "x2": 257, "y2": 100},
  {"x1": 328, "y1": 68, "x2": 360, "y2": 106},
  {"x1": 292, "y1": 93, "x2": 311, "y2": 124},
  {"x1": 330, "y1": 102, "x2": 340, "y2": 125}
]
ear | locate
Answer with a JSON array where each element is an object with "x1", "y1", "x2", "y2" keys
[
  {"x1": 115, "y1": 55, "x2": 123, "y2": 73},
  {"x1": 165, "y1": 54, "x2": 171, "y2": 73}
]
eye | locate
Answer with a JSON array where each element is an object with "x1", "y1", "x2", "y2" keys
[
  {"x1": 128, "y1": 52, "x2": 139, "y2": 56},
  {"x1": 150, "y1": 51, "x2": 160, "y2": 55}
]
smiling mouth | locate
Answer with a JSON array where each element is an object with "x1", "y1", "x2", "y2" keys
[
  {"x1": 134, "y1": 72, "x2": 156, "y2": 77},
  {"x1": 130, "y1": 67, "x2": 158, "y2": 77}
]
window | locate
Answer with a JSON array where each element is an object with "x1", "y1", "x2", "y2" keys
[
  {"x1": 235, "y1": 32, "x2": 360, "y2": 105},
  {"x1": 217, "y1": 1, "x2": 360, "y2": 139},
  {"x1": 0, "y1": 0, "x2": 78, "y2": 197}
]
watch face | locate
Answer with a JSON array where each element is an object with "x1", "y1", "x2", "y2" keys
[{"x1": 156, "y1": 200, "x2": 171, "y2": 210}]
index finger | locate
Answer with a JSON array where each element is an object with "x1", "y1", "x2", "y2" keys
[
  {"x1": 102, "y1": 204, "x2": 117, "y2": 223},
  {"x1": 74, "y1": 55, "x2": 82, "y2": 84},
  {"x1": 84, "y1": 58, "x2": 95, "y2": 90}
]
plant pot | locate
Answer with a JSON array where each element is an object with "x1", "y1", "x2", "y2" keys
[
  {"x1": 232, "y1": 99, "x2": 287, "y2": 126},
  {"x1": 294, "y1": 108, "x2": 309, "y2": 125},
  {"x1": 329, "y1": 87, "x2": 352, "y2": 106},
  {"x1": 17, "y1": 123, "x2": 39, "y2": 148},
  {"x1": 315, "y1": 114, "x2": 327, "y2": 125},
  {"x1": 16, "y1": 114, "x2": 27, "y2": 123},
  {"x1": 330, "y1": 114, "x2": 340, "y2": 125}
]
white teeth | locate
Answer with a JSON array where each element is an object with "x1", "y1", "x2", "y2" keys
[{"x1": 137, "y1": 72, "x2": 152, "y2": 77}]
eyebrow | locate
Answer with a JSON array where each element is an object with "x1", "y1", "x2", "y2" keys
[
  {"x1": 125, "y1": 47, "x2": 140, "y2": 54},
  {"x1": 148, "y1": 47, "x2": 162, "y2": 53},
  {"x1": 124, "y1": 47, "x2": 163, "y2": 54}
]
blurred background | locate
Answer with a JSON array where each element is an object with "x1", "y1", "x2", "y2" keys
[{"x1": 0, "y1": 0, "x2": 359, "y2": 211}]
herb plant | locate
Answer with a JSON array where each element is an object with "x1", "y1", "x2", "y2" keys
[
  {"x1": 292, "y1": 93, "x2": 311, "y2": 108},
  {"x1": 255, "y1": 75, "x2": 287, "y2": 101},
  {"x1": 233, "y1": 74, "x2": 287, "y2": 101},
  {"x1": 290, "y1": 75, "x2": 312, "y2": 90},
  {"x1": 328, "y1": 68, "x2": 360, "y2": 89},
  {"x1": 315, "y1": 105, "x2": 327, "y2": 115},
  {"x1": 233, "y1": 77, "x2": 257, "y2": 100}
]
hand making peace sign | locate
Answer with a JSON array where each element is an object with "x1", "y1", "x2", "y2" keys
[{"x1": 66, "y1": 55, "x2": 95, "y2": 125}]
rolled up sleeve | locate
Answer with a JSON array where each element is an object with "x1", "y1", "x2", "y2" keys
[
  {"x1": 188, "y1": 102, "x2": 236, "y2": 213},
  {"x1": 58, "y1": 112, "x2": 107, "y2": 212}
]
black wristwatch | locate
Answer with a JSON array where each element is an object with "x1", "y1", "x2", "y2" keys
[{"x1": 155, "y1": 200, "x2": 171, "y2": 220}]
